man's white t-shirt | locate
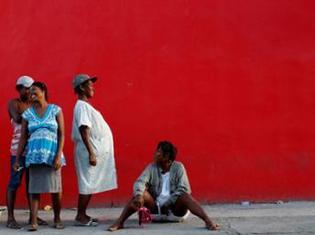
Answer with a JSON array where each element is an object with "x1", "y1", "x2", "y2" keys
[{"x1": 156, "y1": 172, "x2": 171, "y2": 206}]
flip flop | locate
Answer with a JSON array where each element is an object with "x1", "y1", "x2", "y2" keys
[
  {"x1": 27, "y1": 224, "x2": 38, "y2": 232},
  {"x1": 28, "y1": 217, "x2": 48, "y2": 226},
  {"x1": 91, "y1": 218, "x2": 98, "y2": 223},
  {"x1": 86, "y1": 216, "x2": 98, "y2": 222},
  {"x1": 54, "y1": 222, "x2": 65, "y2": 229},
  {"x1": 6, "y1": 221, "x2": 22, "y2": 229},
  {"x1": 74, "y1": 218, "x2": 98, "y2": 227},
  {"x1": 38, "y1": 218, "x2": 48, "y2": 226}
]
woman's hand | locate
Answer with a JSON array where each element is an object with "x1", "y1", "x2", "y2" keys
[
  {"x1": 13, "y1": 161, "x2": 20, "y2": 172},
  {"x1": 53, "y1": 154, "x2": 62, "y2": 170},
  {"x1": 89, "y1": 152, "x2": 97, "y2": 166}
]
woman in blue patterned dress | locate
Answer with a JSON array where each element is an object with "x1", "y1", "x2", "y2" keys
[{"x1": 14, "y1": 82, "x2": 66, "y2": 231}]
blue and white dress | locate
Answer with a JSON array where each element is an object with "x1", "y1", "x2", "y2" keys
[
  {"x1": 22, "y1": 104, "x2": 65, "y2": 193},
  {"x1": 22, "y1": 104, "x2": 66, "y2": 167}
]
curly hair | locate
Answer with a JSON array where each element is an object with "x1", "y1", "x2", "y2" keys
[{"x1": 157, "y1": 141, "x2": 178, "y2": 161}]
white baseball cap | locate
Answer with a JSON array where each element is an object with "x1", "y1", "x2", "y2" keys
[{"x1": 16, "y1": 75, "x2": 34, "y2": 88}]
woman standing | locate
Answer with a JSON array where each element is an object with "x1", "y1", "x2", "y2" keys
[
  {"x1": 14, "y1": 82, "x2": 66, "y2": 231},
  {"x1": 72, "y1": 74, "x2": 117, "y2": 226}
]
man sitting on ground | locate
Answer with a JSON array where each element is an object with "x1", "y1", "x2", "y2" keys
[{"x1": 108, "y1": 141, "x2": 219, "y2": 231}]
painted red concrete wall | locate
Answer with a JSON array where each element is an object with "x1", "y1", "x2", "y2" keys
[{"x1": 1, "y1": 0, "x2": 315, "y2": 207}]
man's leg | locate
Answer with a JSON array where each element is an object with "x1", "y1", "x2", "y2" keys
[
  {"x1": 6, "y1": 189, "x2": 21, "y2": 229},
  {"x1": 6, "y1": 156, "x2": 23, "y2": 229},
  {"x1": 172, "y1": 193, "x2": 219, "y2": 230},
  {"x1": 75, "y1": 194, "x2": 93, "y2": 224},
  {"x1": 108, "y1": 191, "x2": 156, "y2": 232}
]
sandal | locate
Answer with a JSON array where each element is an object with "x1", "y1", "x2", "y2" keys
[
  {"x1": 90, "y1": 217, "x2": 98, "y2": 223},
  {"x1": 37, "y1": 217, "x2": 48, "y2": 226},
  {"x1": 74, "y1": 218, "x2": 98, "y2": 226},
  {"x1": 85, "y1": 216, "x2": 98, "y2": 222},
  {"x1": 6, "y1": 220, "x2": 22, "y2": 229},
  {"x1": 28, "y1": 217, "x2": 48, "y2": 226},
  {"x1": 27, "y1": 224, "x2": 38, "y2": 232},
  {"x1": 54, "y1": 222, "x2": 65, "y2": 229}
]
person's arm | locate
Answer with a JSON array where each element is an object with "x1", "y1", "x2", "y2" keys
[
  {"x1": 75, "y1": 102, "x2": 96, "y2": 166},
  {"x1": 13, "y1": 119, "x2": 28, "y2": 171},
  {"x1": 79, "y1": 125, "x2": 97, "y2": 166},
  {"x1": 132, "y1": 164, "x2": 152, "y2": 209},
  {"x1": 53, "y1": 110, "x2": 65, "y2": 170},
  {"x1": 8, "y1": 99, "x2": 22, "y2": 123},
  {"x1": 162, "y1": 163, "x2": 191, "y2": 208}
]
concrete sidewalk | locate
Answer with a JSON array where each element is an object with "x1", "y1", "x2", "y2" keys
[{"x1": 0, "y1": 201, "x2": 315, "y2": 234}]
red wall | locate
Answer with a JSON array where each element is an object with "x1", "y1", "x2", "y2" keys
[{"x1": 1, "y1": 0, "x2": 315, "y2": 207}]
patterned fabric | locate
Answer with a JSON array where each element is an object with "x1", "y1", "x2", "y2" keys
[
  {"x1": 22, "y1": 104, "x2": 66, "y2": 167},
  {"x1": 10, "y1": 120, "x2": 22, "y2": 156}
]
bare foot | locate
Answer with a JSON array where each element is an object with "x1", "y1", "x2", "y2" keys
[
  {"x1": 107, "y1": 222, "x2": 124, "y2": 232},
  {"x1": 206, "y1": 221, "x2": 220, "y2": 230}
]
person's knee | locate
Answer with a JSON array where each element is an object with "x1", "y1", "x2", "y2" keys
[
  {"x1": 173, "y1": 195, "x2": 190, "y2": 217},
  {"x1": 7, "y1": 187, "x2": 17, "y2": 194},
  {"x1": 142, "y1": 190, "x2": 153, "y2": 198},
  {"x1": 8, "y1": 162, "x2": 24, "y2": 191},
  {"x1": 130, "y1": 196, "x2": 138, "y2": 203},
  {"x1": 177, "y1": 193, "x2": 192, "y2": 203},
  {"x1": 7, "y1": 177, "x2": 22, "y2": 191}
]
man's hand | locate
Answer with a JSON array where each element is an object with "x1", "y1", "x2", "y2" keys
[
  {"x1": 132, "y1": 195, "x2": 144, "y2": 210},
  {"x1": 13, "y1": 161, "x2": 20, "y2": 172},
  {"x1": 89, "y1": 152, "x2": 97, "y2": 166}
]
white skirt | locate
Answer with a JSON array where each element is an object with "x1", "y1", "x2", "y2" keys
[{"x1": 74, "y1": 142, "x2": 117, "y2": 195}]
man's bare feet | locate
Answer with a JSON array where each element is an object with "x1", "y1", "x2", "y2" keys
[
  {"x1": 206, "y1": 220, "x2": 220, "y2": 230},
  {"x1": 107, "y1": 222, "x2": 124, "y2": 232}
]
